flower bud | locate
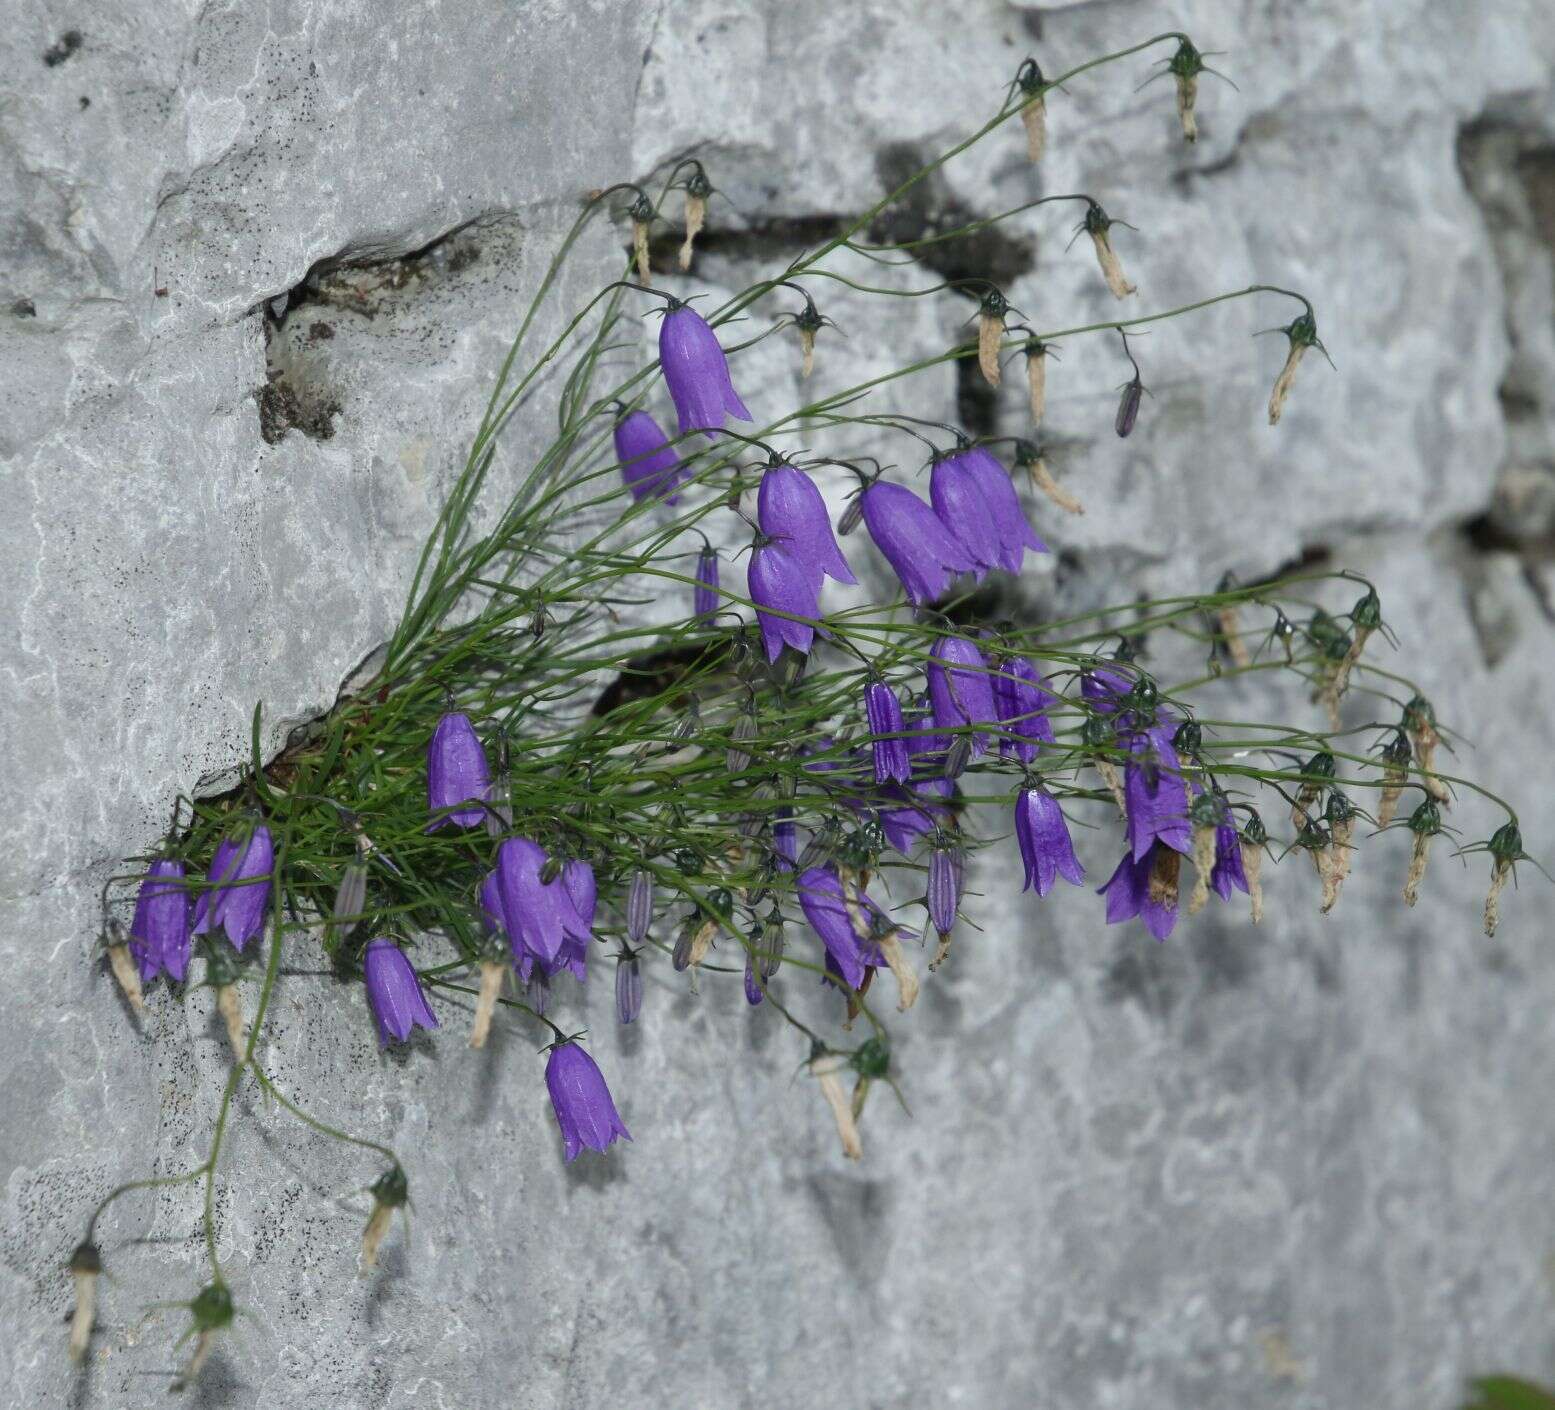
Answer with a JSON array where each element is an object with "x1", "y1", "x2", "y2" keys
[
  {"x1": 727, "y1": 707, "x2": 757, "y2": 774},
  {"x1": 694, "y1": 545, "x2": 720, "y2": 620},
  {"x1": 67, "y1": 1241, "x2": 101, "y2": 1363},
  {"x1": 467, "y1": 958, "x2": 505, "y2": 1049},
  {"x1": 615, "y1": 952, "x2": 643, "y2": 1024},
  {"x1": 1115, "y1": 374, "x2": 1143, "y2": 437},
  {"x1": 679, "y1": 169, "x2": 711, "y2": 270},
  {"x1": 837, "y1": 491, "x2": 865, "y2": 537},
  {"x1": 942, "y1": 734, "x2": 972, "y2": 780},
  {"x1": 743, "y1": 952, "x2": 764, "y2": 1006},
  {"x1": 808, "y1": 1047, "x2": 863, "y2": 1160},
  {"x1": 1403, "y1": 800, "x2": 1442, "y2": 908},
  {"x1": 362, "y1": 1164, "x2": 408, "y2": 1272},
  {"x1": 927, "y1": 843, "x2": 959, "y2": 951},
  {"x1": 627, "y1": 868, "x2": 653, "y2": 942},
  {"x1": 1084, "y1": 202, "x2": 1136, "y2": 299},
  {"x1": 331, "y1": 858, "x2": 369, "y2": 940}
]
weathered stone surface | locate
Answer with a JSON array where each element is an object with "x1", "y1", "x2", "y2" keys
[{"x1": 5, "y1": 2, "x2": 1555, "y2": 1407}]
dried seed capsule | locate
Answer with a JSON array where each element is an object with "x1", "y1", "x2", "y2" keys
[
  {"x1": 629, "y1": 193, "x2": 653, "y2": 284},
  {"x1": 361, "y1": 1164, "x2": 408, "y2": 1272},
  {"x1": 1483, "y1": 821, "x2": 1524, "y2": 938},
  {"x1": 1084, "y1": 202, "x2": 1136, "y2": 299},
  {"x1": 808, "y1": 1048, "x2": 863, "y2": 1160},
  {"x1": 1403, "y1": 800, "x2": 1442, "y2": 907},
  {"x1": 468, "y1": 958, "x2": 505, "y2": 1049},
  {"x1": 976, "y1": 288, "x2": 1008, "y2": 387},
  {"x1": 679, "y1": 168, "x2": 711, "y2": 270}
]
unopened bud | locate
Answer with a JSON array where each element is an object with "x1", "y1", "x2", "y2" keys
[
  {"x1": 1115, "y1": 374, "x2": 1143, "y2": 437},
  {"x1": 727, "y1": 709, "x2": 757, "y2": 774},
  {"x1": 331, "y1": 859, "x2": 369, "y2": 939},
  {"x1": 627, "y1": 868, "x2": 653, "y2": 942},
  {"x1": 837, "y1": 492, "x2": 865, "y2": 537},
  {"x1": 467, "y1": 959, "x2": 505, "y2": 1049}
]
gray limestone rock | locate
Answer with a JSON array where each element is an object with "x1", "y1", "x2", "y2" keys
[{"x1": 5, "y1": 3, "x2": 1555, "y2": 1408}]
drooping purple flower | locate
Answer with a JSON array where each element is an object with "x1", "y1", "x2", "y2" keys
[
  {"x1": 363, "y1": 938, "x2": 440, "y2": 1047},
  {"x1": 757, "y1": 462, "x2": 855, "y2": 587},
  {"x1": 615, "y1": 954, "x2": 643, "y2": 1024},
  {"x1": 545, "y1": 1040, "x2": 631, "y2": 1161},
  {"x1": 694, "y1": 544, "x2": 720, "y2": 620},
  {"x1": 744, "y1": 953, "x2": 764, "y2": 1006},
  {"x1": 549, "y1": 860, "x2": 597, "y2": 983},
  {"x1": 192, "y1": 826, "x2": 273, "y2": 953},
  {"x1": 495, "y1": 837, "x2": 591, "y2": 968},
  {"x1": 426, "y1": 712, "x2": 491, "y2": 832},
  {"x1": 613, "y1": 408, "x2": 685, "y2": 504},
  {"x1": 796, "y1": 865, "x2": 873, "y2": 990},
  {"x1": 957, "y1": 446, "x2": 1045, "y2": 573},
  {"x1": 1014, "y1": 786, "x2": 1085, "y2": 896},
  {"x1": 1123, "y1": 724, "x2": 1193, "y2": 861},
  {"x1": 1099, "y1": 841, "x2": 1179, "y2": 941},
  {"x1": 1210, "y1": 821, "x2": 1250, "y2": 900},
  {"x1": 659, "y1": 300, "x2": 753, "y2": 439},
  {"x1": 130, "y1": 858, "x2": 191, "y2": 983},
  {"x1": 748, "y1": 539, "x2": 822, "y2": 663},
  {"x1": 926, "y1": 636, "x2": 999, "y2": 756},
  {"x1": 863, "y1": 680, "x2": 911, "y2": 785},
  {"x1": 929, "y1": 452, "x2": 1003, "y2": 578},
  {"x1": 927, "y1": 843, "x2": 960, "y2": 937},
  {"x1": 860, "y1": 480, "x2": 977, "y2": 606},
  {"x1": 993, "y1": 656, "x2": 1057, "y2": 764}
]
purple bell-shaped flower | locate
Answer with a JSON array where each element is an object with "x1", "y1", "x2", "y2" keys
[
  {"x1": 495, "y1": 837, "x2": 591, "y2": 968},
  {"x1": 659, "y1": 300, "x2": 753, "y2": 439},
  {"x1": 863, "y1": 679, "x2": 911, "y2": 785},
  {"x1": 426, "y1": 711, "x2": 491, "y2": 832},
  {"x1": 1123, "y1": 723, "x2": 1193, "y2": 861},
  {"x1": 860, "y1": 480, "x2": 976, "y2": 606},
  {"x1": 929, "y1": 452, "x2": 1004, "y2": 578},
  {"x1": 926, "y1": 636, "x2": 1000, "y2": 756},
  {"x1": 756, "y1": 461, "x2": 855, "y2": 588},
  {"x1": 748, "y1": 539, "x2": 822, "y2": 662},
  {"x1": 956, "y1": 446, "x2": 1045, "y2": 573},
  {"x1": 613, "y1": 408, "x2": 685, "y2": 504},
  {"x1": 993, "y1": 655, "x2": 1057, "y2": 764},
  {"x1": 363, "y1": 938, "x2": 440, "y2": 1046},
  {"x1": 130, "y1": 858, "x2": 192, "y2": 983},
  {"x1": 1014, "y1": 786, "x2": 1085, "y2": 896},
  {"x1": 192, "y1": 825, "x2": 273, "y2": 953},
  {"x1": 545, "y1": 1040, "x2": 631, "y2": 1161},
  {"x1": 1099, "y1": 840, "x2": 1180, "y2": 940}
]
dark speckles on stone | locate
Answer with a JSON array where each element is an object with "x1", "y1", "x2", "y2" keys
[{"x1": 43, "y1": 30, "x2": 84, "y2": 67}]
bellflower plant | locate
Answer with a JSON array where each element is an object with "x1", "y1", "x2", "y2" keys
[{"x1": 76, "y1": 28, "x2": 1533, "y2": 1385}]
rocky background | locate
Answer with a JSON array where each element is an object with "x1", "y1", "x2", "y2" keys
[{"x1": 5, "y1": 2, "x2": 1555, "y2": 1407}]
